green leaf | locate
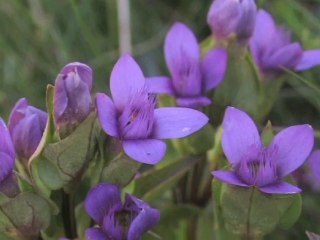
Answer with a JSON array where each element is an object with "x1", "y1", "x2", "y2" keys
[
  {"x1": 260, "y1": 121, "x2": 274, "y2": 147},
  {"x1": 101, "y1": 153, "x2": 140, "y2": 188},
  {"x1": 133, "y1": 156, "x2": 202, "y2": 202},
  {"x1": 178, "y1": 124, "x2": 215, "y2": 155},
  {"x1": 278, "y1": 193, "x2": 302, "y2": 229},
  {"x1": 142, "y1": 204, "x2": 202, "y2": 240},
  {"x1": 0, "y1": 192, "x2": 51, "y2": 240},
  {"x1": 220, "y1": 184, "x2": 302, "y2": 238},
  {"x1": 29, "y1": 84, "x2": 56, "y2": 197},
  {"x1": 38, "y1": 112, "x2": 97, "y2": 191},
  {"x1": 213, "y1": 44, "x2": 260, "y2": 122}
]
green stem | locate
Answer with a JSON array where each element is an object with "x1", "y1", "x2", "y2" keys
[
  {"x1": 62, "y1": 190, "x2": 77, "y2": 239},
  {"x1": 244, "y1": 188, "x2": 255, "y2": 240}
]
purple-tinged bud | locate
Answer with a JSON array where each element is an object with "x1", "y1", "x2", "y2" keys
[
  {"x1": 8, "y1": 98, "x2": 47, "y2": 163},
  {"x1": 54, "y1": 62, "x2": 93, "y2": 138},
  {"x1": 207, "y1": 0, "x2": 257, "y2": 42},
  {"x1": 0, "y1": 118, "x2": 19, "y2": 197}
]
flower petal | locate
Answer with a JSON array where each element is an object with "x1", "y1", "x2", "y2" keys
[
  {"x1": 146, "y1": 76, "x2": 174, "y2": 95},
  {"x1": 84, "y1": 183, "x2": 122, "y2": 225},
  {"x1": 269, "y1": 124, "x2": 314, "y2": 178},
  {"x1": 308, "y1": 150, "x2": 320, "y2": 183},
  {"x1": 207, "y1": 0, "x2": 241, "y2": 39},
  {"x1": 152, "y1": 107, "x2": 208, "y2": 139},
  {"x1": 295, "y1": 50, "x2": 320, "y2": 71},
  {"x1": 212, "y1": 170, "x2": 249, "y2": 187},
  {"x1": 259, "y1": 182, "x2": 301, "y2": 195},
  {"x1": 0, "y1": 152, "x2": 15, "y2": 184},
  {"x1": 8, "y1": 98, "x2": 28, "y2": 134},
  {"x1": 110, "y1": 54, "x2": 146, "y2": 111},
  {"x1": 176, "y1": 97, "x2": 211, "y2": 109},
  {"x1": 11, "y1": 115, "x2": 42, "y2": 161},
  {"x1": 250, "y1": 10, "x2": 277, "y2": 68},
  {"x1": 125, "y1": 194, "x2": 160, "y2": 240},
  {"x1": 85, "y1": 228, "x2": 107, "y2": 240},
  {"x1": 221, "y1": 107, "x2": 261, "y2": 166},
  {"x1": 164, "y1": 22, "x2": 201, "y2": 97},
  {"x1": 102, "y1": 214, "x2": 122, "y2": 240},
  {"x1": 0, "y1": 118, "x2": 15, "y2": 159},
  {"x1": 60, "y1": 62, "x2": 93, "y2": 90},
  {"x1": 96, "y1": 93, "x2": 119, "y2": 138},
  {"x1": 202, "y1": 48, "x2": 227, "y2": 92},
  {"x1": 267, "y1": 43, "x2": 303, "y2": 70},
  {"x1": 123, "y1": 139, "x2": 166, "y2": 164}
]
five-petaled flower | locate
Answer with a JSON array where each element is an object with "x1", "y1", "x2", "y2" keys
[
  {"x1": 207, "y1": 0, "x2": 257, "y2": 42},
  {"x1": 212, "y1": 107, "x2": 314, "y2": 194},
  {"x1": 147, "y1": 22, "x2": 227, "y2": 109},
  {"x1": 54, "y1": 62, "x2": 93, "y2": 137},
  {"x1": 84, "y1": 183, "x2": 160, "y2": 240},
  {"x1": 250, "y1": 10, "x2": 320, "y2": 78},
  {"x1": 8, "y1": 98, "x2": 47, "y2": 162},
  {"x1": 96, "y1": 54, "x2": 208, "y2": 164}
]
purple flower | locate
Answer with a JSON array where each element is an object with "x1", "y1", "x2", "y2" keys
[
  {"x1": 96, "y1": 54, "x2": 208, "y2": 164},
  {"x1": 147, "y1": 22, "x2": 227, "y2": 109},
  {"x1": 84, "y1": 183, "x2": 160, "y2": 240},
  {"x1": 207, "y1": 0, "x2": 257, "y2": 41},
  {"x1": 54, "y1": 62, "x2": 93, "y2": 136},
  {"x1": 0, "y1": 118, "x2": 15, "y2": 183},
  {"x1": 250, "y1": 10, "x2": 320, "y2": 77},
  {"x1": 8, "y1": 98, "x2": 47, "y2": 162},
  {"x1": 212, "y1": 107, "x2": 314, "y2": 194}
]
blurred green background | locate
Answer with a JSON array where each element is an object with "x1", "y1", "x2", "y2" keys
[{"x1": 1, "y1": 0, "x2": 320, "y2": 239}]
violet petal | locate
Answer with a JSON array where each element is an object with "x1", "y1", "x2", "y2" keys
[
  {"x1": 176, "y1": 97, "x2": 211, "y2": 109},
  {"x1": 0, "y1": 118, "x2": 15, "y2": 159},
  {"x1": 308, "y1": 150, "x2": 320, "y2": 183},
  {"x1": 122, "y1": 139, "x2": 166, "y2": 164},
  {"x1": 201, "y1": 48, "x2": 227, "y2": 92},
  {"x1": 212, "y1": 170, "x2": 249, "y2": 187},
  {"x1": 295, "y1": 50, "x2": 320, "y2": 71},
  {"x1": 85, "y1": 228, "x2": 107, "y2": 240},
  {"x1": 269, "y1": 124, "x2": 314, "y2": 178},
  {"x1": 152, "y1": 107, "x2": 208, "y2": 139},
  {"x1": 124, "y1": 194, "x2": 160, "y2": 240},
  {"x1": 96, "y1": 93, "x2": 119, "y2": 138},
  {"x1": 222, "y1": 107, "x2": 261, "y2": 166},
  {"x1": 0, "y1": 152, "x2": 14, "y2": 183},
  {"x1": 164, "y1": 22, "x2": 201, "y2": 97},
  {"x1": 267, "y1": 42, "x2": 303, "y2": 70},
  {"x1": 110, "y1": 54, "x2": 146, "y2": 111},
  {"x1": 84, "y1": 183, "x2": 122, "y2": 225},
  {"x1": 146, "y1": 76, "x2": 175, "y2": 95},
  {"x1": 259, "y1": 182, "x2": 301, "y2": 195}
]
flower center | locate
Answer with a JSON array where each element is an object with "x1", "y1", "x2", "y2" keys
[
  {"x1": 118, "y1": 90, "x2": 155, "y2": 139},
  {"x1": 236, "y1": 148, "x2": 278, "y2": 187}
]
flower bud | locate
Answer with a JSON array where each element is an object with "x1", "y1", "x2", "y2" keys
[
  {"x1": 8, "y1": 98, "x2": 47, "y2": 162},
  {"x1": 54, "y1": 62, "x2": 93, "y2": 138},
  {"x1": 0, "y1": 118, "x2": 15, "y2": 184},
  {"x1": 207, "y1": 0, "x2": 257, "y2": 41}
]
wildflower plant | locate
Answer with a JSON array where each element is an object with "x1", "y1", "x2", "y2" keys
[{"x1": 0, "y1": 0, "x2": 320, "y2": 240}]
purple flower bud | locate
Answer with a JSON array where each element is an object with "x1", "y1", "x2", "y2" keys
[
  {"x1": 8, "y1": 98, "x2": 47, "y2": 162},
  {"x1": 84, "y1": 183, "x2": 160, "y2": 240},
  {"x1": 0, "y1": 118, "x2": 18, "y2": 196},
  {"x1": 207, "y1": 0, "x2": 257, "y2": 41},
  {"x1": 54, "y1": 62, "x2": 93, "y2": 137},
  {"x1": 212, "y1": 107, "x2": 314, "y2": 195}
]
